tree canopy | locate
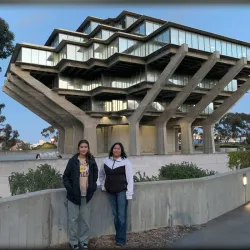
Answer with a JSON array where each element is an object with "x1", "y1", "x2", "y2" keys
[
  {"x1": 0, "y1": 104, "x2": 19, "y2": 150},
  {"x1": 0, "y1": 17, "x2": 15, "y2": 72}
]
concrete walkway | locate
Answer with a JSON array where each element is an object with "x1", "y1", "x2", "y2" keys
[{"x1": 170, "y1": 202, "x2": 250, "y2": 248}]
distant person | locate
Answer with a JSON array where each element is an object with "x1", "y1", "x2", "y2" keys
[
  {"x1": 63, "y1": 140, "x2": 98, "y2": 250},
  {"x1": 58, "y1": 154, "x2": 62, "y2": 159},
  {"x1": 99, "y1": 142, "x2": 134, "y2": 247},
  {"x1": 35, "y1": 153, "x2": 41, "y2": 160}
]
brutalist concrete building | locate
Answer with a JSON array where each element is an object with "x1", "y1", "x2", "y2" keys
[{"x1": 3, "y1": 11, "x2": 250, "y2": 155}]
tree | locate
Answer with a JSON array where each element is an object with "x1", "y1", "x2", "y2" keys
[
  {"x1": 0, "y1": 17, "x2": 15, "y2": 72},
  {"x1": 0, "y1": 104, "x2": 19, "y2": 150},
  {"x1": 41, "y1": 125, "x2": 58, "y2": 142}
]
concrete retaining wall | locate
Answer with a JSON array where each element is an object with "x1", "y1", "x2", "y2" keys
[
  {"x1": 0, "y1": 153, "x2": 230, "y2": 198},
  {"x1": 0, "y1": 168, "x2": 249, "y2": 248}
]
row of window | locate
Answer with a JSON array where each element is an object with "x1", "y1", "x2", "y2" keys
[
  {"x1": 48, "y1": 25, "x2": 250, "y2": 62},
  {"x1": 133, "y1": 21, "x2": 162, "y2": 36},
  {"x1": 115, "y1": 15, "x2": 138, "y2": 30},
  {"x1": 170, "y1": 28, "x2": 250, "y2": 60},
  {"x1": 91, "y1": 99, "x2": 214, "y2": 114},
  {"x1": 50, "y1": 33, "x2": 87, "y2": 48}
]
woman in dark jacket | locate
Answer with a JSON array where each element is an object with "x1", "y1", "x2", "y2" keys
[{"x1": 63, "y1": 139, "x2": 98, "y2": 250}]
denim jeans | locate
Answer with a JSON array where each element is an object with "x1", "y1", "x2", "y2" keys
[{"x1": 108, "y1": 191, "x2": 128, "y2": 245}]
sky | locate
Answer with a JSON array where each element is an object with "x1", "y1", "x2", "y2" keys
[{"x1": 1, "y1": 4, "x2": 250, "y2": 143}]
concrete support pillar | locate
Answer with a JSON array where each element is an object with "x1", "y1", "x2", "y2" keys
[
  {"x1": 64, "y1": 126, "x2": 74, "y2": 154},
  {"x1": 129, "y1": 122, "x2": 140, "y2": 156},
  {"x1": 174, "y1": 128, "x2": 180, "y2": 152},
  {"x1": 179, "y1": 57, "x2": 247, "y2": 125},
  {"x1": 179, "y1": 121, "x2": 193, "y2": 154},
  {"x1": 57, "y1": 128, "x2": 65, "y2": 154},
  {"x1": 84, "y1": 125, "x2": 98, "y2": 155},
  {"x1": 166, "y1": 126, "x2": 176, "y2": 153},
  {"x1": 156, "y1": 123, "x2": 167, "y2": 155},
  {"x1": 154, "y1": 51, "x2": 219, "y2": 155},
  {"x1": 128, "y1": 44, "x2": 188, "y2": 155},
  {"x1": 203, "y1": 124, "x2": 215, "y2": 154}
]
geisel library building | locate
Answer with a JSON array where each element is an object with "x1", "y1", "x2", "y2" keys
[{"x1": 3, "y1": 11, "x2": 250, "y2": 155}]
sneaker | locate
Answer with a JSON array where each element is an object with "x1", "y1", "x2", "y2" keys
[
  {"x1": 115, "y1": 242, "x2": 125, "y2": 247},
  {"x1": 79, "y1": 243, "x2": 88, "y2": 249},
  {"x1": 71, "y1": 244, "x2": 79, "y2": 249}
]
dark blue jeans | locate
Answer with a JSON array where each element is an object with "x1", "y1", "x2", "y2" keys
[{"x1": 108, "y1": 191, "x2": 128, "y2": 245}]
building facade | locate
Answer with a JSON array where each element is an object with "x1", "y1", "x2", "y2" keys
[{"x1": 3, "y1": 11, "x2": 250, "y2": 155}]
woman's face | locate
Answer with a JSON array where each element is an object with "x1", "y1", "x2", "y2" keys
[
  {"x1": 113, "y1": 144, "x2": 121, "y2": 158},
  {"x1": 79, "y1": 143, "x2": 89, "y2": 156}
]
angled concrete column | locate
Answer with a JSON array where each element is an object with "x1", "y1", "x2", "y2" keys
[
  {"x1": 156, "y1": 123, "x2": 167, "y2": 154},
  {"x1": 202, "y1": 77, "x2": 250, "y2": 154},
  {"x1": 155, "y1": 51, "x2": 220, "y2": 154},
  {"x1": 57, "y1": 128, "x2": 65, "y2": 154},
  {"x1": 179, "y1": 57, "x2": 247, "y2": 124},
  {"x1": 6, "y1": 76, "x2": 76, "y2": 154},
  {"x1": 203, "y1": 124, "x2": 215, "y2": 154},
  {"x1": 129, "y1": 44, "x2": 188, "y2": 155},
  {"x1": 2, "y1": 84, "x2": 66, "y2": 153},
  {"x1": 179, "y1": 120, "x2": 193, "y2": 154},
  {"x1": 9, "y1": 64, "x2": 98, "y2": 154},
  {"x1": 129, "y1": 122, "x2": 140, "y2": 156},
  {"x1": 84, "y1": 125, "x2": 97, "y2": 155}
]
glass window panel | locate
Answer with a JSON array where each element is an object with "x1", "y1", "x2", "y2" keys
[
  {"x1": 67, "y1": 44, "x2": 76, "y2": 60},
  {"x1": 221, "y1": 41, "x2": 227, "y2": 55},
  {"x1": 38, "y1": 50, "x2": 46, "y2": 65},
  {"x1": 247, "y1": 48, "x2": 250, "y2": 60},
  {"x1": 178, "y1": 30, "x2": 185, "y2": 45},
  {"x1": 215, "y1": 40, "x2": 222, "y2": 53},
  {"x1": 31, "y1": 49, "x2": 39, "y2": 64},
  {"x1": 232, "y1": 44, "x2": 237, "y2": 58},
  {"x1": 59, "y1": 34, "x2": 67, "y2": 43},
  {"x1": 91, "y1": 22, "x2": 99, "y2": 31},
  {"x1": 96, "y1": 31, "x2": 102, "y2": 39},
  {"x1": 67, "y1": 35, "x2": 74, "y2": 41},
  {"x1": 198, "y1": 35, "x2": 204, "y2": 50},
  {"x1": 119, "y1": 38, "x2": 128, "y2": 53},
  {"x1": 242, "y1": 46, "x2": 247, "y2": 57},
  {"x1": 204, "y1": 37, "x2": 210, "y2": 52},
  {"x1": 237, "y1": 45, "x2": 242, "y2": 58},
  {"x1": 185, "y1": 32, "x2": 192, "y2": 47},
  {"x1": 46, "y1": 51, "x2": 53, "y2": 66},
  {"x1": 73, "y1": 36, "x2": 81, "y2": 42},
  {"x1": 126, "y1": 16, "x2": 135, "y2": 28},
  {"x1": 232, "y1": 80, "x2": 237, "y2": 91},
  {"x1": 162, "y1": 29, "x2": 170, "y2": 43},
  {"x1": 191, "y1": 33, "x2": 198, "y2": 49},
  {"x1": 76, "y1": 46, "x2": 84, "y2": 61},
  {"x1": 139, "y1": 23, "x2": 146, "y2": 35},
  {"x1": 22, "y1": 48, "x2": 32, "y2": 63},
  {"x1": 171, "y1": 28, "x2": 178, "y2": 45},
  {"x1": 145, "y1": 21, "x2": 154, "y2": 35},
  {"x1": 210, "y1": 38, "x2": 216, "y2": 52},
  {"x1": 226, "y1": 42, "x2": 232, "y2": 57},
  {"x1": 93, "y1": 43, "x2": 107, "y2": 59}
]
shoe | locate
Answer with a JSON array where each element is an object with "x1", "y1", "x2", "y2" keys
[
  {"x1": 71, "y1": 245, "x2": 79, "y2": 249},
  {"x1": 116, "y1": 242, "x2": 125, "y2": 247},
  {"x1": 79, "y1": 243, "x2": 88, "y2": 249}
]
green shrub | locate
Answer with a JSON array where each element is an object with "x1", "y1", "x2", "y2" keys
[
  {"x1": 8, "y1": 164, "x2": 63, "y2": 196},
  {"x1": 133, "y1": 162, "x2": 217, "y2": 182},
  {"x1": 158, "y1": 162, "x2": 217, "y2": 180},
  {"x1": 228, "y1": 151, "x2": 250, "y2": 170},
  {"x1": 32, "y1": 142, "x2": 57, "y2": 150},
  {"x1": 133, "y1": 171, "x2": 159, "y2": 182}
]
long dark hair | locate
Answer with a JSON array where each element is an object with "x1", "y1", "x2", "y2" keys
[
  {"x1": 77, "y1": 139, "x2": 92, "y2": 163},
  {"x1": 109, "y1": 142, "x2": 127, "y2": 159}
]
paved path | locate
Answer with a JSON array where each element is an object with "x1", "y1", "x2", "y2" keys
[{"x1": 170, "y1": 202, "x2": 250, "y2": 248}]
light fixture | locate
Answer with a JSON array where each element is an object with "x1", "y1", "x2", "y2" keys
[{"x1": 243, "y1": 173, "x2": 247, "y2": 186}]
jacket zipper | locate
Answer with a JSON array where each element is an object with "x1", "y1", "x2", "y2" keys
[{"x1": 112, "y1": 160, "x2": 116, "y2": 169}]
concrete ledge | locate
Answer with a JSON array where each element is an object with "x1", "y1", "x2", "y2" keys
[
  {"x1": 0, "y1": 153, "x2": 230, "y2": 197},
  {"x1": 0, "y1": 168, "x2": 249, "y2": 248}
]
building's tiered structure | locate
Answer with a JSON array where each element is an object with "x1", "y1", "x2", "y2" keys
[{"x1": 4, "y1": 11, "x2": 250, "y2": 155}]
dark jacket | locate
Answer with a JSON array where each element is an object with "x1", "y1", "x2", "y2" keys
[{"x1": 63, "y1": 153, "x2": 98, "y2": 205}]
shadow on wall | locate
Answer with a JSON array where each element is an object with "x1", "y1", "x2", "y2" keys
[{"x1": 0, "y1": 168, "x2": 249, "y2": 248}]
